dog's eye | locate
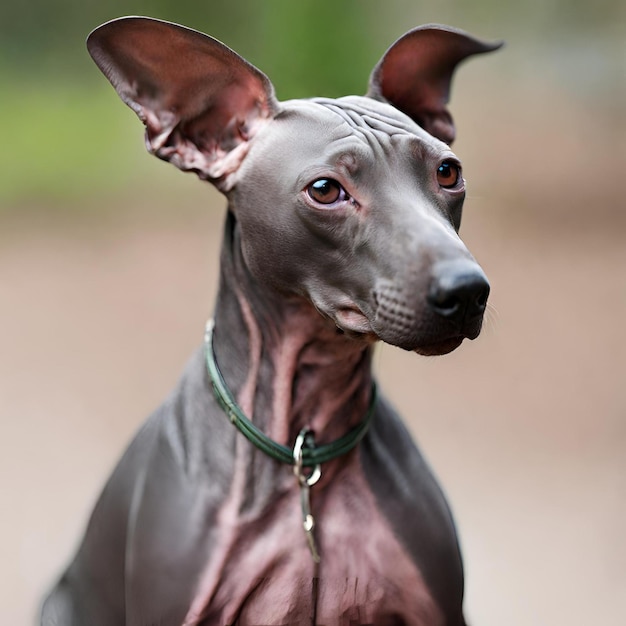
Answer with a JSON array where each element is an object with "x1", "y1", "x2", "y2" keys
[
  {"x1": 307, "y1": 179, "x2": 345, "y2": 205},
  {"x1": 437, "y1": 161, "x2": 462, "y2": 189}
]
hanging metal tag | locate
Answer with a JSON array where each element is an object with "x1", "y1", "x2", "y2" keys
[{"x1": 293, "y1": 429, "x2": 322, "y2": 563}]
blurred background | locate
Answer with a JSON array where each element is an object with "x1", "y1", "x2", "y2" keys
[{"x1": 1, "y1": 1, "x2": 624, "y2": 624}]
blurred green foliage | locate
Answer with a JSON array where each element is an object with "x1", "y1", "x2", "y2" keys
[{"x1": 0, "y1": 0, "x2": 623, "y2": 210}]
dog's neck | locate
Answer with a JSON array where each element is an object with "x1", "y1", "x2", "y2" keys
[{"x1": 211, "y1": 212, "x2": 374, "y2": 453}]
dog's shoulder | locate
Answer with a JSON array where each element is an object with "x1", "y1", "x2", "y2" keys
[{"x1": 360, "y1": 392, "x2": 466, "y2": 621}]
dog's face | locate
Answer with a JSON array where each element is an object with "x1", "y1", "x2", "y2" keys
[
  {"x1": 88, "y1": 18, "x2": 500, "y2": 355},
  {"x1": 232, "y1": 96, "x2": 482, "y2": 355}
]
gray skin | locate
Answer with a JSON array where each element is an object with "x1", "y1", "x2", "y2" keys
[{"x1": 41, "y1": 17, "x2": 500, "y2": 626}]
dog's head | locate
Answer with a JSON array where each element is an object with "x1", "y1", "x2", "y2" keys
[{"x1": 88, "y1": 18, "x2": 500, "y2": 355}]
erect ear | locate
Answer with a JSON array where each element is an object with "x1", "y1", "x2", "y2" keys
[
  {"x1": 367, "y1": 25, "x2": 502, "y2": 145},
  {"x1": 87, "y1": 17, "x2": 280, "y2": 191}
]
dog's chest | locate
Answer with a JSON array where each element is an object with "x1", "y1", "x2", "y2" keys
[{"x1": 195, "y1": 466, "x2": 443, "y2": 626}]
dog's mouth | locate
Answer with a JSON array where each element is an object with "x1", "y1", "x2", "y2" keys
[
  {"x1": 334, "y1": 307, "x2": 378, "y2": 341},
  {"x1": 332, "y1": 298, "x2": 480, "y2": 358},
  {"x1": 413, "y1": 336, "x2": 465, "y2": 356},
  {"x1": 333, "y1": 305, "x2": 472, "y2": 356}
]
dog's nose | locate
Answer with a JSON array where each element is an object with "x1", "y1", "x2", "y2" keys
[{"x1": 428, "y1": 261, "x2": 490, "y2": 326}]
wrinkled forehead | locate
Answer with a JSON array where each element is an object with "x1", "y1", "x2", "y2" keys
[
  {"x1": 273, "y1": 96, "x2": 449, "y2": 158},
  {"x1": 313, "y1": 96, "x2": 428, "y2": 139}
]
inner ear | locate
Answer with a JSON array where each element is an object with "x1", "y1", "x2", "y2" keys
[
  {"x1": 87, "y1": 16, "x2": 280, "y2": 189},
  {"x1": 367, "y1": 25, "x2": 502, "y2": 144}
]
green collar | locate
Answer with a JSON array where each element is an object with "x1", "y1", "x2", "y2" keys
[{"x1": 204, "y1": 320, "x2": 376, "y2": 467}]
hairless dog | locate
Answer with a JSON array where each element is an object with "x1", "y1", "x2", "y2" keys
[{"x1": 42, "y1": 17, "x2": 500, "y2": 626}]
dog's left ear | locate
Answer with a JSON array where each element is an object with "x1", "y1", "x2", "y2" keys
[{"x1": 367, "y1": 25, "x2": 502, "y2": 144}]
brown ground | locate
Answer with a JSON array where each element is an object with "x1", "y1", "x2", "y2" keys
[{"x1": 1, "y1": 79, "x2": 625, "y2": 625}]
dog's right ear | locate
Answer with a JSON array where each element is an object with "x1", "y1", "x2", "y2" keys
[{"x1": 87, "y1": 17, "x2": 279, "y2": 191}]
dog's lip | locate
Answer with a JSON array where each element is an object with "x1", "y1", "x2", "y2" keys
[
  {"x1": 335, "y1": 306, "x2": 374, "y2": 334},
  {"x1": 413, "y1": 336, "x2": 465, "y2": 356},
  {"x1": 331, "y1": 302, "x2": 473, "y2": 355},
  {"x1": 333, "y1": 304, "x2": 384, "y2": 343}
]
